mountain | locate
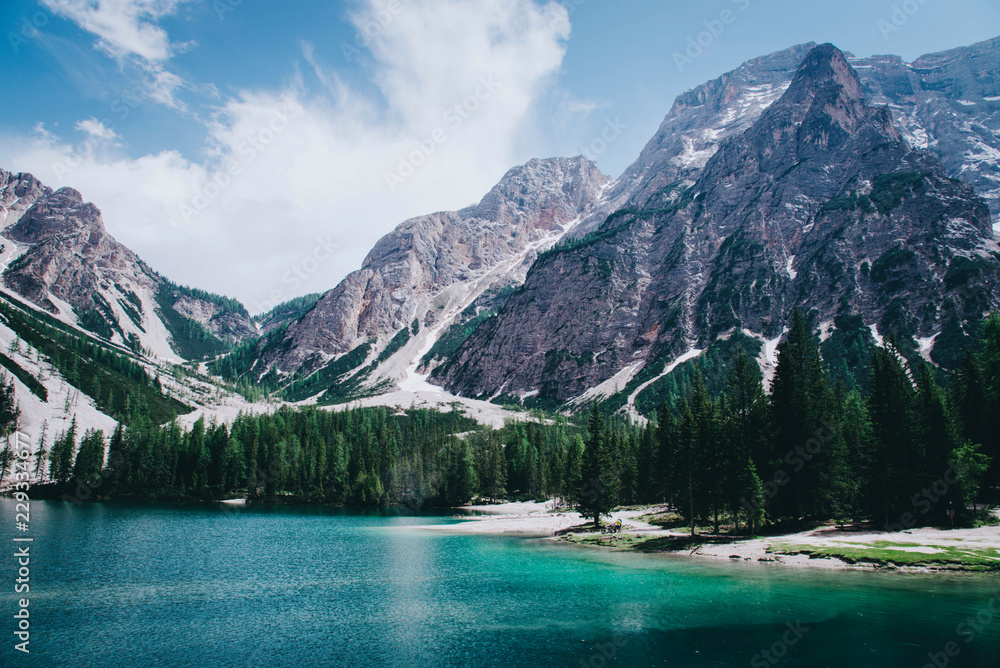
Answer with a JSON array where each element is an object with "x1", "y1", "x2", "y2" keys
[
  {"x1": 222, "y1": 37, "x2": 1000, "y2": 413},
  {"x1": 0, "y1": 169, "x2": 257, "y2": 360},
  {"x1": 854, "y1": 36, "x2": 1000, "y2": 222},
  {"x1": 588, "y1": 37, "x2": 1000, "y2": 229},
  {"x1": 435, "y1": 44, "x2": 1000, "y2": 407},
  {"x1": 249, "y1": 157, "x2": 609, "y2": 393},
  {"x1": 7, "y1": 36, "x2": 1000, "y2": 423}
]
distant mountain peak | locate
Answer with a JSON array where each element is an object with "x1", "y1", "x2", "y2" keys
[
  {"x1": 52, "y1": 186, "x2": 83, "y2": 203},
  {"x1": 788, "y1": 43, "x2": 862, "y2": 100}
]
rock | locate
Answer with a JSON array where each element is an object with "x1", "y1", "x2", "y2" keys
[
  {"x1": 264, "y1": 156, "x2": 610, "y2": 376},
  {"x1": 0, "y1": 170, "x2": 256, "y2": 357},
  {"x1": 439, "y1": 44, "x2": 1000, "y2": 402}
]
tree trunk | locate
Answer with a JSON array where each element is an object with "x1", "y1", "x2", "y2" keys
[{"x1": 689, "y1": 469, "x2": 695, "y2": 537}]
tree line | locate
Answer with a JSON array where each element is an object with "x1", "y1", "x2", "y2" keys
[{"x1": 19, "y1": 310, "x2": 1000, "y2": 535}]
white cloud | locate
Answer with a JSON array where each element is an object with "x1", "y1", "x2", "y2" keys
[
  {"x1": 566, "y1": 99, "x2": 608, "y2": 114},
  {"x1": 4, "y1": 0, "x2": 573, "y2": 313},
  {"x1": 40, "y1": 0, "x2": 191, "y2": 62},
  {"x1": 41, "y1": 0, "x2": 193, "y2": 110},
  {"x1": 75, "y1": 117, "x2": 121, "y2": 142},
  {"x1": 31, "y1": 122, "x2": 59, "y2": 142}
]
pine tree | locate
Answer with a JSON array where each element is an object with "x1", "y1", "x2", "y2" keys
[
  {"x1": 50, "y1": 418, "x2": 78, "y2": 482},
  {"x1": 33, "y1": 420, "x2": 49, "y2": 480},
  {"x1": 839, "y1": 391, "x2": 871, "y2": 520},
  {"x1": 564, "y1": 435, "x2": 584, "y2": 507},
  {"x1": 726, "y1": 348, "x2": 768, "y2": 533},
  {"x1": 636, "y1": 423, "x2": 659, "y2": 504},
  {"x1": 0, "y1": 377, "x2": 20, "y2": 437},
  {"x1": 768, "y1": 309, "x2": 832, "y2": 520},
  {"x1": 578, "y1": 405, "x2": 616, "y2": 528},
  {"x1": 656, "y1": 404, "x2": 676, "y2": 507},
  {"x1": 73, "y1": 429, "x2": 106, "y2": 487},
  {"x1": 674, "y1": 370, "x2": 714, "y2": 536},
  {"x1": 867, "y1": 343, "x2": 922, "y2": 528}
]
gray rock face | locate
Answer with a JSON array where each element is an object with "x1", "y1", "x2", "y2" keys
[
  {"x1": 853, "y1": 36, "x2": 1000, "y2": 220},
  {"x1": 267, "y1": 156, "x2": 610, "y2": 374},
  {"x1": 0, "y1": 169, "x2": 50, "y2": 227},
  {"x1": 169, "y1": 294, "x2": 257, "y2": 344},
  {"x1": 576, "y1": 37, "x2": 1000, "y2": 238},
  {"x1": 438, "y1": 44, "x2": 1000, "y2": 402},
  {"x1": 611, "y1": 43, "x2": 817, "y2": 212},
  {"x1": 0, "y1": 171, "x2": 256, "y2": 355},
  {"x1": 4, "y1": 186, "x2": 156, "y2": 314}
]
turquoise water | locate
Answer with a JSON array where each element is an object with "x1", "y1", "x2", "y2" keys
[{"x1": 2, "y1": 500, "x2": 1000, "y2": 667}]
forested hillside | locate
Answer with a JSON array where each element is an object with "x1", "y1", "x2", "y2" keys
[{"x1": 22, "y1": 310, "x2": 1000, "y2": 534}]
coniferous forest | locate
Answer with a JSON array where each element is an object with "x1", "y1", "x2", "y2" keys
[{"x1": 22, "y1": 311, "x2": 1000, "y2": 534}]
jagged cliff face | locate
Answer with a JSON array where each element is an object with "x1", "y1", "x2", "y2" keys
[
  {"x1": 854, "y1": 37, "x2": 1000, "y2": 222},
  {"x1": 0, "y1": 170, "x2": 256, "y2": 357},
  {"x1": 266, "y1": 156, "x2": 610, "y2": 374},
  {"x1": 5, "y1": 187, "x2": 155, "y2": 311},
  {"x1": 576, "y1": 37, "x2": 1000, "y2": 241},
  {"x1": 0, "y1": 170, "x2": 49, "y2": 226},
  {"x1": 438, "y1": 44, "x2": 1000, "y2": 403}
]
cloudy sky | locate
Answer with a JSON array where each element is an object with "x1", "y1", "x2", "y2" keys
[{"x1": 1, "y1": 0, "x2": 998, "y2": 313}]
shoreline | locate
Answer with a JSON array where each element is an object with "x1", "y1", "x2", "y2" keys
[{"x1": 418, "y1": 502, "x2": 1000, "y2": 573}]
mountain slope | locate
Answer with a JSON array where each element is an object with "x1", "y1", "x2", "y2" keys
[
  {"x1": 575, "y1": 37, "x2": 1000, "y2": 242},
  {"x1": 254, "y1": 157, "x2": 609, "y2": 392},
  {"x1": 437, "y1": 44, "x2": 1000, "y2": 405},
  {"x1": 0, "y1": 169, "x2": 256, "y2": 360}
]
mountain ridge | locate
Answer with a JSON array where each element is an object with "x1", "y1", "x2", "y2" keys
[{"x1": 436, "y1": 43, "x2": 1000, "y2": 407}]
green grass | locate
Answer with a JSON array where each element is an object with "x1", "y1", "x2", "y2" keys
[{"x1": 768, "y1": 542, "x2": 1000, "y2": 571}]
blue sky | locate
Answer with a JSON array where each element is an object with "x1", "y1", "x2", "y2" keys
[{"x1": 2, "y1": 0, "x2": 999, "y2": 311}]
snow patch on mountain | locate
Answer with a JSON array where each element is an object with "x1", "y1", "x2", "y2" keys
[
  {"x1": 569, "y1": 360, "x2": 644, "y2": 407},
  {"x1": 0, "y1": 319, "x2": 118, "y2": 453},
  {"x1": 744, "y1": 328, "x2": 787, "y2": 391},
  {"x1": 621, "y1": 348, "x2": 703, "y2": 423},
  {"x1": 917, "y1": 333, "x2": 940, "y2": 364}
]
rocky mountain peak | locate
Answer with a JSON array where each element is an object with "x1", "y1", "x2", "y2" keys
[
  {"x1": 52, "y1": 186, "x2": 83, "y2": 203},
  {"x1": 744, "y1": 43, "x2": 895, "y2": 166},
  {"x1": 786, "y1": 43, "x2": 863, "y2": 103},
  {"x1": 9, "y1": 186, "x2": 105, "y2": 246},
  {"x1": 0, "y1": 168, "x2": 51, "y2": 227},
  {"x1": 436, "y1": 41, "x2": 999, "y2": 407},
  {"x1": 469, "y1": 156, "x2": 608, "y2": 228},
  {"x1": 262, "y1": 156, "x2": 610, "y2": 378}
]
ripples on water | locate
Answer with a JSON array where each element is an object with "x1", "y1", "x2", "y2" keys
[{"x1": 2, "y1": 500, "x2": 999, "y2": 667}]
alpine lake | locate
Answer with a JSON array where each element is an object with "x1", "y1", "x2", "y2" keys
[{"x1": 3, "y1": 499, "x2": 999, "y2": 667}]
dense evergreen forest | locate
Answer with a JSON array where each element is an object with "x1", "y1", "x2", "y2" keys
[{"x1": 14, "y1": 310, "x2": 1000, "y2": 535}]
